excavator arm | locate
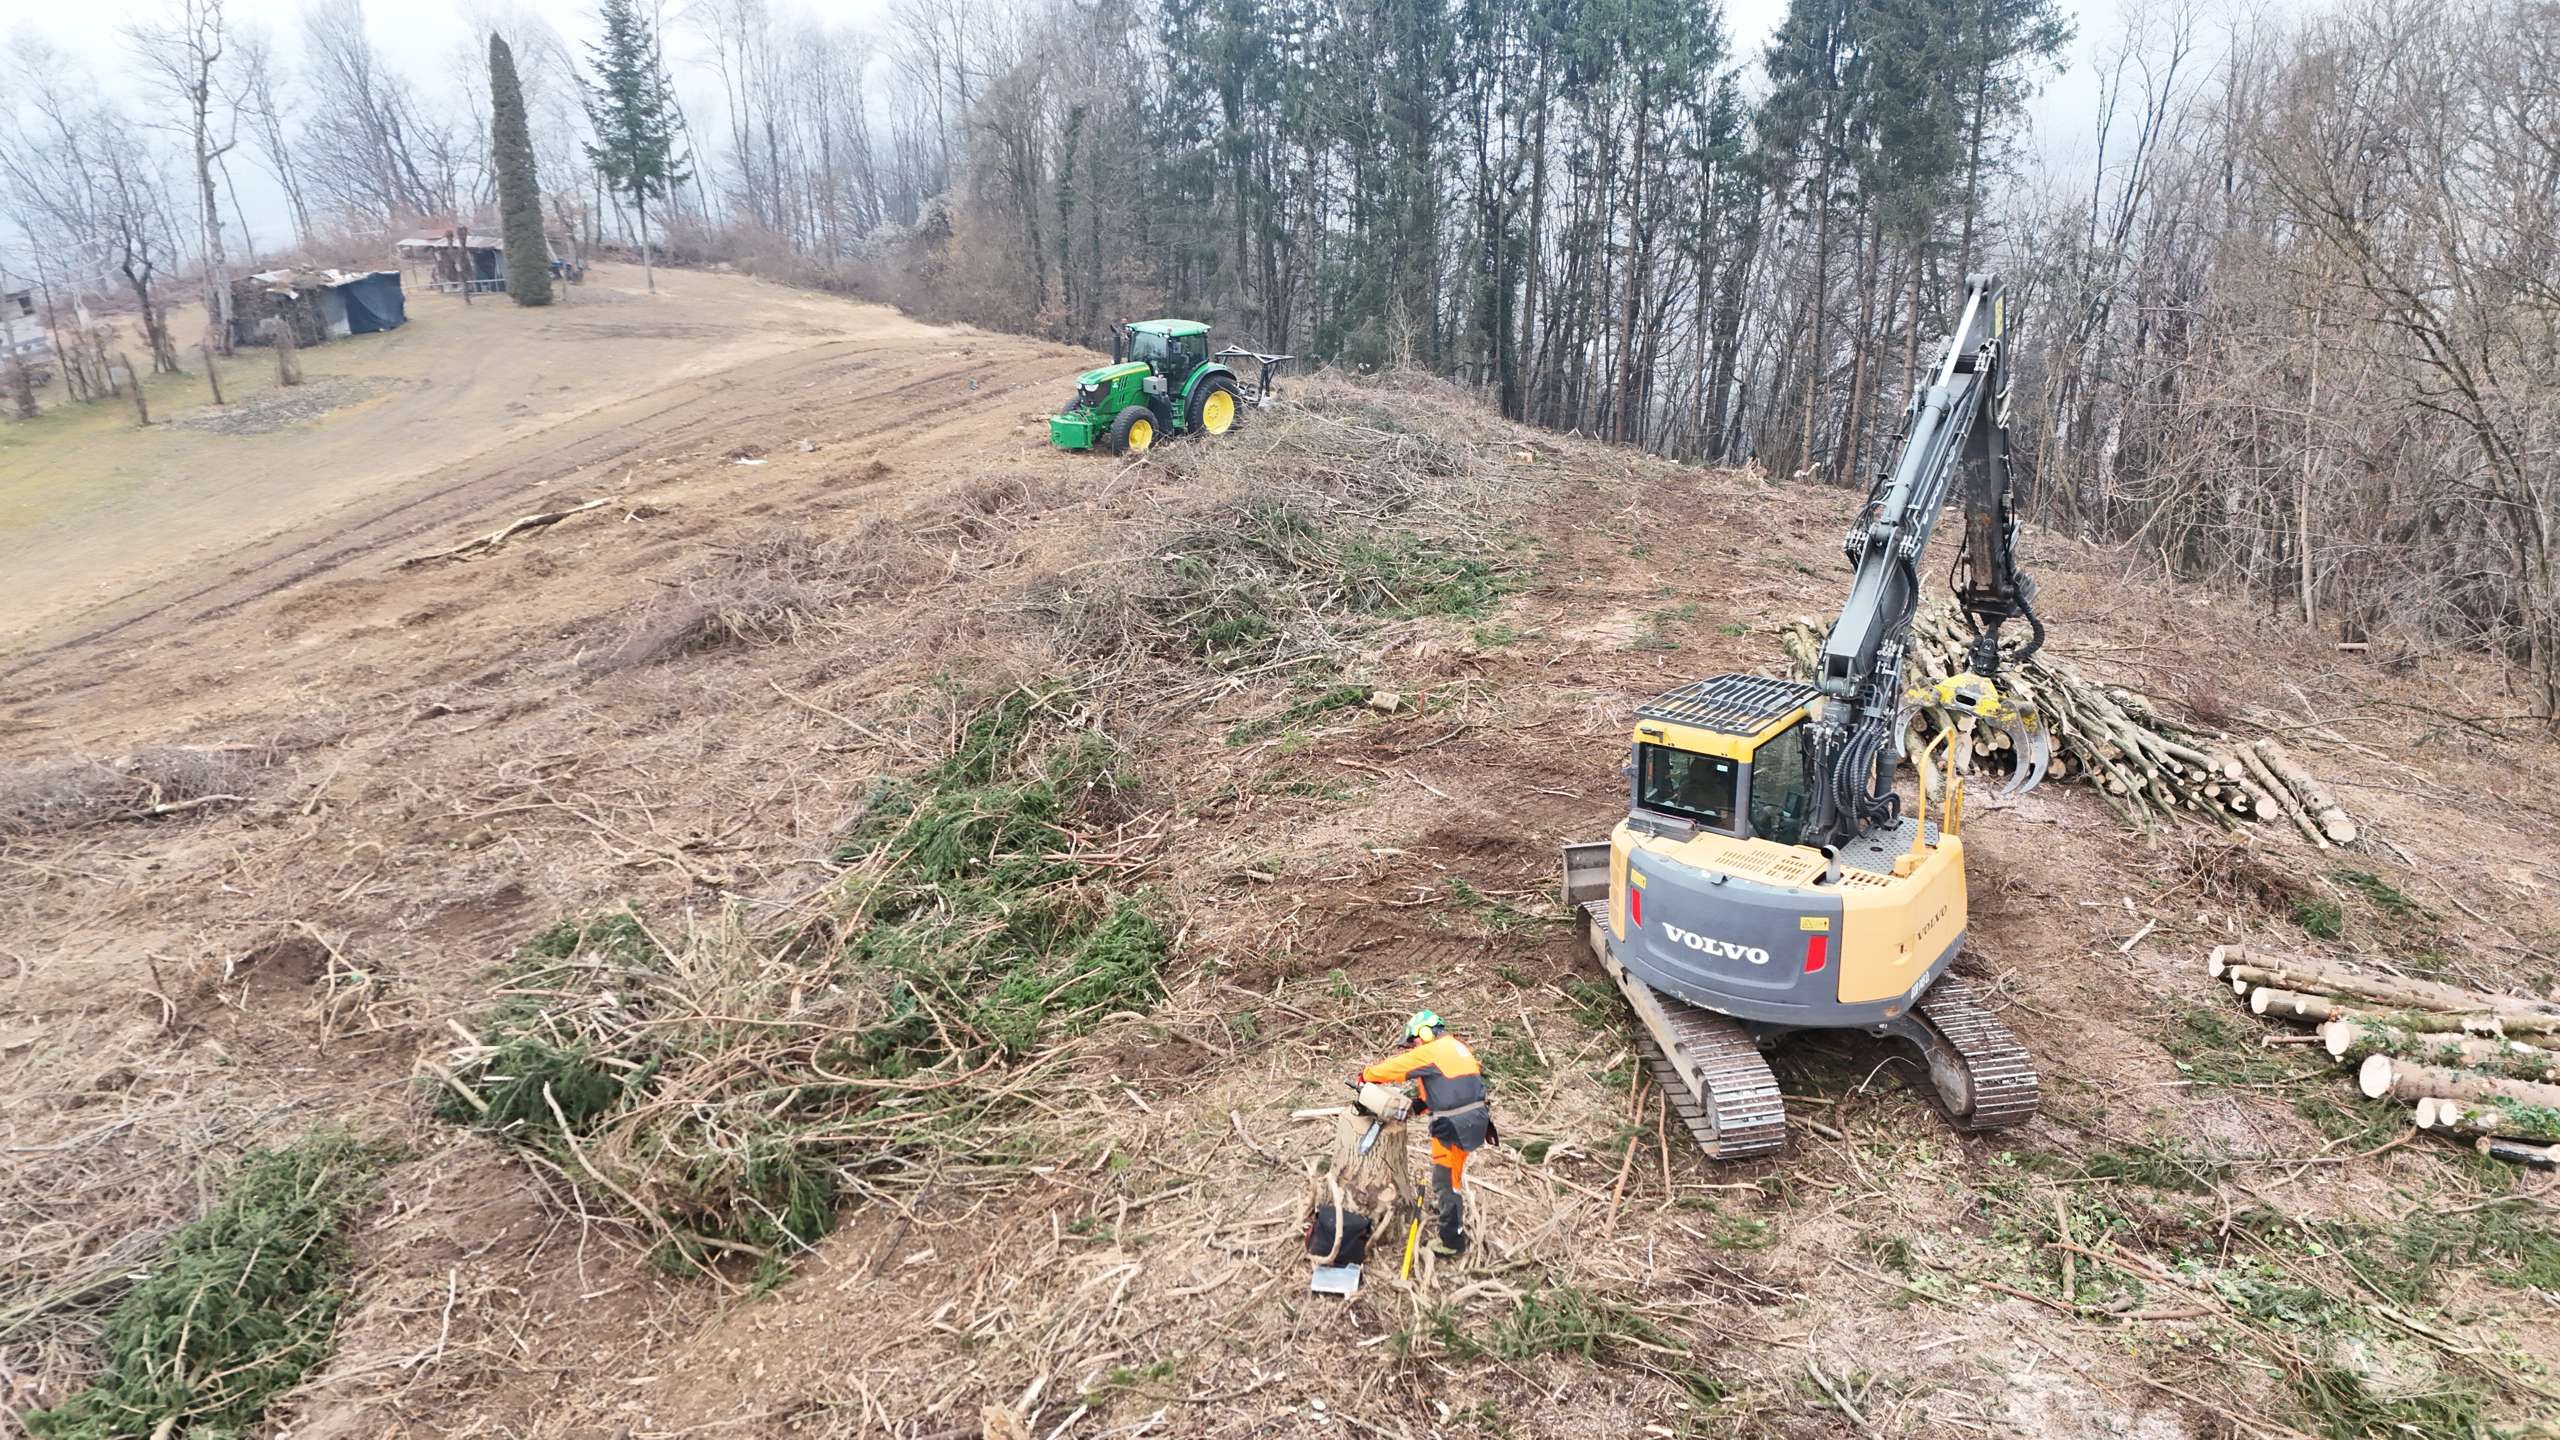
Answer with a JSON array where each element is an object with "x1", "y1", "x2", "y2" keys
[{"x1": 1806, "y1": 276, "x2": 2047, "y2": 848}]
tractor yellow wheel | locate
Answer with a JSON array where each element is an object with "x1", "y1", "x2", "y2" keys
[
  {"x1": 1105, "y1": 405, "x2": 1154, "y2": 455},
  {"x1": 1189, "y1": 376, "x2": 1242, "y2": 437},
  {"x1": 1202, "y1": 388, "x2": 1237, "y2": 435}
]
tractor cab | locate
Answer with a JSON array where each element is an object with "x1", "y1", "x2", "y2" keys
[{"x1": 1123, "y1": 322, "x2": 1211, "y2": 382}]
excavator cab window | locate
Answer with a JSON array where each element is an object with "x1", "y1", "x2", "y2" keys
[
  {"x1": 1636, "y1": 745, "x2": 1738, "y2": 834},
  {"x1": 1746, "y1": 722, "x2": 1814, "y2": 848}
]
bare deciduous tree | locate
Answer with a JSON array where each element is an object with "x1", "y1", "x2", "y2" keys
[{"x1": 127, "y1": 0, "x2": 243, "y2": 354}]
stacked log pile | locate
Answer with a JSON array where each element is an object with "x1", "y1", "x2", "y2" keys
[
  {"x1": 1780, "y1": 606, "x2": 2354, "y2": 841},
  {"x1": 2210, "y1": 944, "x2": 2560, "y2": 1167}
]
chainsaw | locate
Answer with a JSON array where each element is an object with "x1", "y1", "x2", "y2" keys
[{"x1": 1351, "y1": 1081, "x2": 1413, "y2": 1156}]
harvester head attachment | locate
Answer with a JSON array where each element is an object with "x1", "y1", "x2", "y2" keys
[{"x1": 1901, "y1": 672, "x2": 2051, "y2": 797}]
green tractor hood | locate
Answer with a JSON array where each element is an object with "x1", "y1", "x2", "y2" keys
[
  {"x1": 1052, "y1": 361, "x2": 1153, "y2": 450},
  {"x1": 1073, "y1": 361, "x2": 1150, "y2": 389}
]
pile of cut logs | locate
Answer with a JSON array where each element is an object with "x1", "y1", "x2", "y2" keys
[
  {"x1": 1779, "y1": 606, "x2": 2355, "y2": 841},
  {"x1": 2211, "y1": 945, "x2": 2560, "y2": 1167}
]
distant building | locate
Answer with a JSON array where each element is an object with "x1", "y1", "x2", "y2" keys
[
  {"x1": 0, "y1": 287, "x2": 50, "y2": 370},
  {"x1": 395, "y1": 232, "x2": 574, "y2": 295},
  {"x1": 229, "y1": 269, "x2": 408, "y2": 348}
]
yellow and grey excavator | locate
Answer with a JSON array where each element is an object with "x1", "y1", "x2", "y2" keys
[{"x1": 1562, "y1": 276, "x2": 2051, "y2": 1157}]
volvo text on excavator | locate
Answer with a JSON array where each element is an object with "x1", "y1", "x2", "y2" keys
[{"x1": 1561, "y1": 275, "x2": 2052, "y2": 1158}]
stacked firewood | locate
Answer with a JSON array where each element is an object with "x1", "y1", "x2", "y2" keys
[
  {"x1": 1778, "y1": 605, "x2": 2355, "y2": 841},
  {"x1": 2211, "y1": 945, "x2": 2560, "y2": 1167}
]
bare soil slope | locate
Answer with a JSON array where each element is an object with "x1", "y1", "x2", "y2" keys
[
  {"x1": 5, "y1": 294, "x2": 2558, "y2": 1440},
  {"x1": 0, "y1": 264, "x2": 1042, "y2": 661}
]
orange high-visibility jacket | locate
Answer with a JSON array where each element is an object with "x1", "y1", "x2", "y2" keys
[{"x1": 1360, "y1": 1033, "x2": 1489, "y2": 1115}]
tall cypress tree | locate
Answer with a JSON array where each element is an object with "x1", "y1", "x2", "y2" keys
[
  {"x1": 582, "y1": 0, "x2": 690, "y2": 295},
  {"x1": 489, "y1": 34, "x2": 553, "y2": 307}
]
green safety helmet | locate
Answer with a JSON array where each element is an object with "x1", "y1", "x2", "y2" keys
[{"x1": 1404, "y1": 1009, "x2": 1445, "y2": 1042}]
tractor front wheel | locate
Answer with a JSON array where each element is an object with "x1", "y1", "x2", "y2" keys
[
  {"x1": 1189, "y1": 376, "x2": 1242, "y2": 437},
  {"x1": 1105, "y1": 405, "x2": 1156, "y2": 456}
]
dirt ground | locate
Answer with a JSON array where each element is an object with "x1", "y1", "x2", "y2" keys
[
  {"x1": 0, "y1": 264, "x2": 1023, "y2": 659},
  {"x1": 4, "y1": 271, "x2": 2558, "y2": 1440}
]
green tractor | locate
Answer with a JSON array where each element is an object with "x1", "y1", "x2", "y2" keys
[{"x1": 1049, "y1": 319, "x2": 1288, "y2": 456}]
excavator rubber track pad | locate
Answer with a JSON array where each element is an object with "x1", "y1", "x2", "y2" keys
[
  {"x1": 1646, "y1": 1000, "x2": 1788, "y2": 1159},
  {"x1": 1911, "y1": 976, "x2": 2040, "y2": 1130}
]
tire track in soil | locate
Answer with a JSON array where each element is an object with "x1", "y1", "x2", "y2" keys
[{"x1": 0, "y1": 336, "x2": 1060, "y2": 694}]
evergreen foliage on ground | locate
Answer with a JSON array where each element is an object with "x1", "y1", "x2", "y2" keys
[
  {"x1": 434, "y1": 687, "x2": 1167, "y2": 1273},
  {"x1": 23, "y1": 1131, "x2": 391, "y2": 1440}
]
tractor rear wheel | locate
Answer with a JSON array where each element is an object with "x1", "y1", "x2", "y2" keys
[
  {"x1": 1105, "y1": 405, "x2": 1155, "y2": 456},
  {"x1": 1188, "y1": 376, "x2": 1242, "y2": 437}
]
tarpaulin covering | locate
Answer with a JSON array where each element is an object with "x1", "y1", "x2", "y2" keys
[{"x1": 338, "y1": 272, "x2": 406, "y2": 334}]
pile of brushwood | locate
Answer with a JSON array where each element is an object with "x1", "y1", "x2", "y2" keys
[
  {"x1": 1781, "y1": 605, "x2": 2353, "y2": 839},
  {"x1": 427, "y1": 686, "x2": 1169, "y2": 1276},
  {"x1": 1050, "y1": 379, "x2": 1514, "y2": 672},
  {"x1": 2213, "y1": 945, "x2": 2560, "y2": 1166}
]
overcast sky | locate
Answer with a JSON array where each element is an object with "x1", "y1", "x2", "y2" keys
[{"x1": 11, "y1": 0, "x2": 2137, "y2": 263}]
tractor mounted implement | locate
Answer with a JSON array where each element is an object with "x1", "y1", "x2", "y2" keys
[
  {"x1": 1049, "y1": 319, "x2": 1290, "y2": 455},
  {"x1": 1562, "y1": 276, "x2": 2052, "y2": 1159}
]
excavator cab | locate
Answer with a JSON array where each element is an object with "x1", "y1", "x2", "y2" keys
[{"x1": 1627, "y1": 676, "x2": 1820, "y2": 850}]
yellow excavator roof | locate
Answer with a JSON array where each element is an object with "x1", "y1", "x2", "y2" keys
[{"x1": 1631, "y1": 674, "x2": 1820, "y2": 761}]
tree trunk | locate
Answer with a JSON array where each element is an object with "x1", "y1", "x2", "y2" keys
[
  {"x1": 198, "y1": 143, "x2": 233, "y2": 356},
  {"x1": 120, "y1": 353, "x2": 149, "y2": 426},
  {"x1": 1514, "y1": 57, "x2": 1551, "y2": 425},
  {"x1": 2319, "y1": 1020, "x2": 2558, "y2": 1071},
  {"x1": 2413, "y1": 1096, "x2": 2560, "y2": 1143},
  {"x1": 5, "y1": 354, "x2": 34, "y2": 420},
  {"x1": 2252, "y1": 738, "x2": 2355, "y2": 844},
  {"x1": 2209, "y1": 946, "x2": 2560, "y2": 1020},
  {"x1": 1837, "y1": 206, "x2": 1883, "y2": 485},
  {"x1": 273, "y1": 319, "x2": 303, "y2": 386},
  {"x1": 2475, "y1": 1135, "x2": 2560, "y2": 1168},
  {"x1": 2360, "y1": 1053, "x2": 2560, "y2": 1109},
  {"x1": 639, "y1": 193, "x2": 656, "y2": 294},
  {"x1": 2298, "y1": 302, "x2": 2320, "y2": 627}
]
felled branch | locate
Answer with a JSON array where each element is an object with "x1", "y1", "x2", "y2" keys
[{"x1": 401, "y1": 496, "x2": 619, "y2": 566}]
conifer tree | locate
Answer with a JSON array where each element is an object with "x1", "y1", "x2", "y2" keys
[
  {"x1": 489, "y1": 34, "x2": 553, "y2": 307},
  {"x1": 582, "y1": 0, "x2": 689, "y2": 294}
]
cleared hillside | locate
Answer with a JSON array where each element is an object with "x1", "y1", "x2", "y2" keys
[{"x1": 4, "y1": 284, "x2": 2558, "y2": 1439}]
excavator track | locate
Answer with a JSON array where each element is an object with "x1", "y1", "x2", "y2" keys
[
  {"x1": 1639, "y1": 1007, "x2": 1788, "y2": 1159},
  {"x1": 1905, "y1": 975, "x2": 2040, "y2": 1130},
  {"x1": 1583, "y1": 902, "x2": 1787, "y2": 1158}
]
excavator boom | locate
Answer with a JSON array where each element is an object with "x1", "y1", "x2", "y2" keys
[{"x1": 1807, "y1": 276, "x2": 2047, "y2": 847}]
